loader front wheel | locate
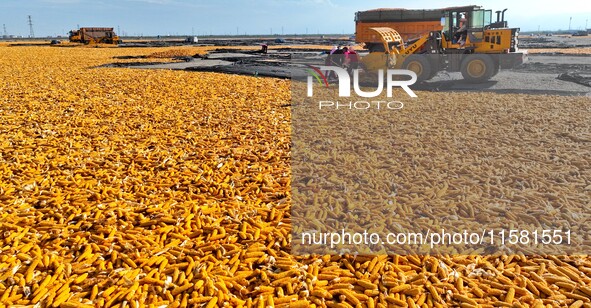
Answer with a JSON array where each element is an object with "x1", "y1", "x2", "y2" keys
[
  {"x1": 461, "y1": 54, "x2": 495, "y2": 83},
  {"x1": 402, "y1": 55, "x2": 432, "y2": 83}
]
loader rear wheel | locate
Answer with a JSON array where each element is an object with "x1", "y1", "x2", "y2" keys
[
  {"x1": 461, "y1": 54, "x2": 495, "y2": 83},
  {"x1": 402, "y1": 55, "x2": 432, "y2": 83}
]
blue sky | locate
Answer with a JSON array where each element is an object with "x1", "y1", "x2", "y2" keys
[{"x1": 0, "y1": 0, "x2": 590, "y2": 37}]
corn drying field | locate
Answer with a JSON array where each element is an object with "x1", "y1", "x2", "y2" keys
[{"x1": 0, "y1": 46, "x2": 591, "y2": 308}]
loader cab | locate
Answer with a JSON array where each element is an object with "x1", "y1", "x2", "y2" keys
[
  {"x1": 466, "y1": 9, "x2": 492, "y2": 43},
  {"x1": 441, "y1": 7, "x2": 492, "y2": 48}
]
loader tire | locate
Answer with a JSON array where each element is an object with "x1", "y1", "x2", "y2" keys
[
  {"x1": 461, "y1": 54, "x2": 495, "y2": 83},
  {"x1": 402, "y1": 55, "x2": 432, "y2": 83}
]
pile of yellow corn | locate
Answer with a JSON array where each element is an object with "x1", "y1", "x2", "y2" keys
[
  {"x1": 147, "y1": 48, "x2": 211, "y2": 59},
  {"x1": 526, "y1": 48, "x2": 591, "y2": 55},
  {"x1": 0, "y1": 46, "x2": 590, "y2": 308},
  {"x1": 289, "y1": 85, "x2": 591, "y2": 256}
]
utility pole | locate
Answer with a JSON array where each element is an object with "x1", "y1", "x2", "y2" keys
[
  {"x1": 569, "y1": 17, "x2": 572, "y2": 31},
  {"x1": 27, "y1": 15, "x2": 34, "y2": 38},
  {"x1": 538, "y1": 25, "x2": 540, "y2": 35},
  {"x1": 3, "y1": 24, "x2": 7, "y2": 37}
]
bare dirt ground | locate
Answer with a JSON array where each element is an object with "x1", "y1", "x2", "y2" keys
[
  {"x1": 420, "y1": 54, "x2": 591, "y2": 96},
  {"x1": 519, "y1": 34, "x2": 591, "y2": 49},
  {"x1": 90, "y1": 35, "x2": 591, "y2": 97}
]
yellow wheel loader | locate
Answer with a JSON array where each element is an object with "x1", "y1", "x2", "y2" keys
[{"x1": 356, "y1": 5, "x2": 527, "y2": 83}]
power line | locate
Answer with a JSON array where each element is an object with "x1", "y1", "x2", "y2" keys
[{"x1": 27, "y1": 15, "x2": 34, "y2": 38}]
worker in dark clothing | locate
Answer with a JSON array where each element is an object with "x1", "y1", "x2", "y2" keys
[
  {"x1": 331, "y1": 46, "x2": 347, "y2": 67},
  {"x1": 325, "y1": 45, "x2": 345, "y2": 80}
]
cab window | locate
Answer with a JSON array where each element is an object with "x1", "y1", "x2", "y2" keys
[
  {"x1": 470, "y1": 10, "x2": 485, "y2": 28},
  {"x1": 484, "y1": 10, "x2": 492, "y2": 27}
]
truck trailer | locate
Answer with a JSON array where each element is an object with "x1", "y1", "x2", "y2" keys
[{"x1": 69, "y1": 27, "x2": 121, "y2": 44}]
